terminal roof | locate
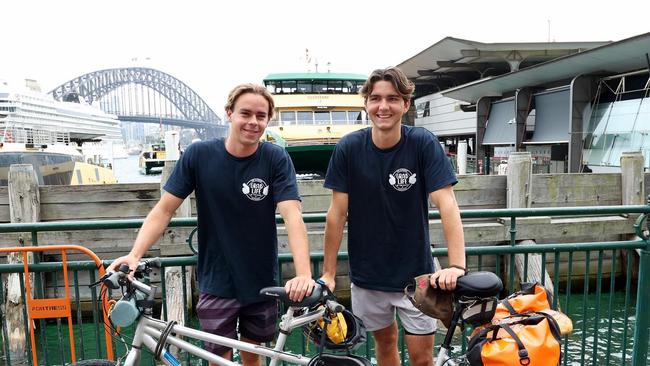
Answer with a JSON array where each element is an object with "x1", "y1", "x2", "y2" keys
[
  {"x1": 441, "y1": 32, "x2": 650, "y2": 103},
  {"x1": 396, "y1": 36, "x2": 609, "y2": 96}
]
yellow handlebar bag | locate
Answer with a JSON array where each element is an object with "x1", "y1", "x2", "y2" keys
[{"x1": 317, "y1": 311, "x2": 348, "y2": 344}]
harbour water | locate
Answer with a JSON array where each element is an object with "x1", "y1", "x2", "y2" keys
[{"x1": 111, "y1": 155, "x2": 160, "y2": 184}]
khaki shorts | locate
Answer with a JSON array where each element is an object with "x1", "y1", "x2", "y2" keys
[{"x1": 351, "y1": 283, "x2": 436, "y2": 334}]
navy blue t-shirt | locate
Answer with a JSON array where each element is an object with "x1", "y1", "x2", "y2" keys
[
  {"x1": 164, "y1": 139, "x2": 300, "y2": 304},
  {"x1": 324, "y1": 125, "x2": 457, "y2": 292}
]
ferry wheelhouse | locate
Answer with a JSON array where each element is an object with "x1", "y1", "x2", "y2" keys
[
  {"x1": 139, "y1": 143, "x2": 166, "y2": 175},
  {"x1": 263, "y1": 73, "x2": 369, "y2": 175}
]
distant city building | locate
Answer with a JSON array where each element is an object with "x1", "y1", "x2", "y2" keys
[{"x1": 121, "y1": 121, "x2": 145, "y2": 142}]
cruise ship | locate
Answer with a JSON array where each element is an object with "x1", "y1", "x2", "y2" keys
[
  {"x1": 263, "y1": 72, "x2": 369, "y2": 175},
  {"x1": 0, "y1": 79, "x2": 121, "y2": 185}
]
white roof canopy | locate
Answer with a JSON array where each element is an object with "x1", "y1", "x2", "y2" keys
[{"x1": 442, "y1": 33, "x2": 650, "y2": 103}]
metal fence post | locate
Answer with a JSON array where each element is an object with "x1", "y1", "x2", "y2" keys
[
  {"x1": 632, "y1": 246, "x2": 650, "y2": 366},
  {"x1": 632, "y1": 196, "x2": 650, "y2": 366}
]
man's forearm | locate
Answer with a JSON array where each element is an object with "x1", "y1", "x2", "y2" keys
[
  {"x1": 432, "y1": 187, "x2": 466, "y2": 268},
  {"x1": 439, "y1": 201, "x2": 466, "y2": 268},
  {"x1": 130, "y1": 205, "x2": 175, "y2": 259},
  {"x1": 322, "y1": 212, "x2": 346, "y2": 278},
  {"x1": 284, "y1": 214, "x2": 312, "y2": 277}
]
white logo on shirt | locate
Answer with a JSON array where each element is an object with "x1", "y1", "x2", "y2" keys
[
  {"x1": 242, "y1": 178, "x2": 269, "y2": 201},
  {"x1": 388, "y1": 168, "x2": 417, "y2": 192}
]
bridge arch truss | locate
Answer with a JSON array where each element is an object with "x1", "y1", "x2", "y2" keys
[{"x1": 49, "y1": 67, "x2": 225, "y2": 135}]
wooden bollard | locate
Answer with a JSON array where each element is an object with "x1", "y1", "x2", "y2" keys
[
  {"x1": 505, "y1": 153, "x2": 554, "y2": 294},
  {"x1": 160, "y1": 160, "x2": 193, "y2": 354},
  {"x1": 506, "y1": 152, "x2": 532, "y2": 209},
  {"x1": 621, "y1": 151, "x2": 645, "y2": 278},
  {"x1": 6, "y1": 164, "x2": 40, "y2": 361},
  {"x1": 621, "y1": 151, "x2": 645, "y2": 206}
]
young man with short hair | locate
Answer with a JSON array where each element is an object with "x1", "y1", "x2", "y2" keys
[
  {"x1": 320, "y1": 67, "x2": 466, "y2": 366},
  {"x1": 109, "y1": 83, "x2": 314, "y2": 366}
]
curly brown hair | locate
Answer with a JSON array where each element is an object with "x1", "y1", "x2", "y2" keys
[{"x1": 360, "y1": 67, "x2": 414, "y2": 103}]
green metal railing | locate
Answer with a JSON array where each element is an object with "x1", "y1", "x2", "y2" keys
[{"x1": 0, "y1": 203, "x2": 648, "y2": 365}]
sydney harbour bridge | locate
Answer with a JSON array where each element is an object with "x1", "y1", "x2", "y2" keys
[{"x1": 49, "y1": 67, "x2": 228, "y2": 139}]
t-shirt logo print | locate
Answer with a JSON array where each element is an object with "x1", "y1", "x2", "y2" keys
[
  {"x1": 241, "y1": 178, "x2": 269, "y2": 201},
  {"x1": 388, "y1": 168, "x2": 417, "y2": 192}
]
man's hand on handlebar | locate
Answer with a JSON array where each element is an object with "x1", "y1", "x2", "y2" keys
[
  {"x1": 97, "y1": 257, "x2": 161, "y2": 291},
  {"x1": 106, "y1": 254, "x2": 141, "y2": 280},
  {"x1": 284, "y1": 275, "x2": 315, "y2": 302}
]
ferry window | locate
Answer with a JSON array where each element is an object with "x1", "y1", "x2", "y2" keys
[
  {"x1": 313, "y1": 80, "x2": 327, "y2": 93},
  {"x1": 348, "y1": 111, "x2": 363, "y2": 124},
  {"x1": 331, "y1": 111, "x2": 347, "y2": 123},
  {"x1": 314, "y1": 111, "x2": 330, "y2": 125},
  {"x1": 76, "y1": 170, "x2": 83, "y2": 184},
  {"x1": 343, "y1": 81, "x2": 354, "y2": 93},
  {"x1": 265, "y1": 82, "x2": 278, "y2": 93},
  {"x1": 281, "y1": 80, "x2": 296, "y2": 93},
  {"x1": 423, "y1": 101, "x2": 430, "y2": 117},
  {"x1": 297, "y1": 111, "x2": 313, "y2": 124},
  {"x1": 297, "y1": 81, "x2": 312, "y2": 93},
  {"x1": 327, "y1": 81, "x2": 343, "y2": 93},
  {"x1": 280, "y1": 111, "x2": 296, "y2": 125},
  {"x1": 416, "y1": 103, "x2": 425, "y2": 118}
]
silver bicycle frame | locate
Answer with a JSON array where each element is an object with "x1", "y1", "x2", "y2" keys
[
  {"x1": 116, "y1": 279, "x2": 326, "y2": 366},
  {"x1": 435, "y1": 345, "x2": 457, "y2": 366}
]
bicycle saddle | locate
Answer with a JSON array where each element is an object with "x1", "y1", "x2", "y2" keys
[
  {"x1": 455, "y1": 271, "x2": 503, "y2": 298},
  {"x1": 259, "y1": 284, "x2": 324, "y2": 308}
]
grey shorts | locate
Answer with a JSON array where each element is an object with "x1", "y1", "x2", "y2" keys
[
  {"x1": 351, "y1": 283, "x2": 436, "y2": 334},
  {"x1": 196, "y1": 293, "x2": 278, "y2": 356}
]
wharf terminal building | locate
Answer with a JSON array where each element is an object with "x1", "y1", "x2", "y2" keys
[{"x1": 397, "y1": 33, "x2": 650, "y2": 174}]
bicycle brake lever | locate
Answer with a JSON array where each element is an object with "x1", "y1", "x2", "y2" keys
[
  {"x1": 89, "y1": 277, "x2": 104, "y2": 288},
  {"x1": 89, "y1": 270, "x2": 115, "y2": 288}
]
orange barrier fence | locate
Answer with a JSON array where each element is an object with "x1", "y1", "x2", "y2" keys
[{"x1": 1, "y1": 245, "x2": 114, "y2": 365}]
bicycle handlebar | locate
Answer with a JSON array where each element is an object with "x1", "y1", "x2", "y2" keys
[
  {"x1": 103, "y1": 271, "x2": 125, "y2": 290},
  {"x1": 95, "y1": 257, "x2": 161, "y2": 290},
  {"x1": 325, "y1": 299, "x2": 344, "y2": 313},
  {"x1": 140, "y1": 257, "x2": 162, "y2": 269}
]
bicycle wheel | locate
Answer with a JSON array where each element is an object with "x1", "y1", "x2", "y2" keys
[{"x1": 69, "y1": 360, "x2": 116, "y2": 366}]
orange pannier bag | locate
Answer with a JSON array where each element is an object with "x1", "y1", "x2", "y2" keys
[
  {"x1": 495, "y1": 282, "x2": 573, "y2": 335},
  {"x1": 494, "y1": 282, "x2": 552, "y2": 319},
  {"x1": 467, "y1": 312, "x2": 562, "y2": 366},
  {"x1": 466, "y1": 283, "x2": 570, "y2": 366}
]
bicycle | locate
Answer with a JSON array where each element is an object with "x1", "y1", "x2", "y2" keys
[{"x1": 70, "y1": 258, "x2": 371, "y2": 366}]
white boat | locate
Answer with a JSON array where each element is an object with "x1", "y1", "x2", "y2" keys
[
  {"x1": 0, "y1": 79, "x2": 121, "y2": 142},
  {"x1": 0, "y1": 79, "x2": 121, "y2": 185},
  {"x1": 126, "y1": 145, "x2": 142, "y2": 156}
]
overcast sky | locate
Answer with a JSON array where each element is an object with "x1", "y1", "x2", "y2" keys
[{"x1": 1, "y1": 0, "x2": 648, "y2": 118}]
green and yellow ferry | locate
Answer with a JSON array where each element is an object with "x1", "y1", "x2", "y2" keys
[{"x1": 262, "y1": 72, "x2": 369, "y2": 176}]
